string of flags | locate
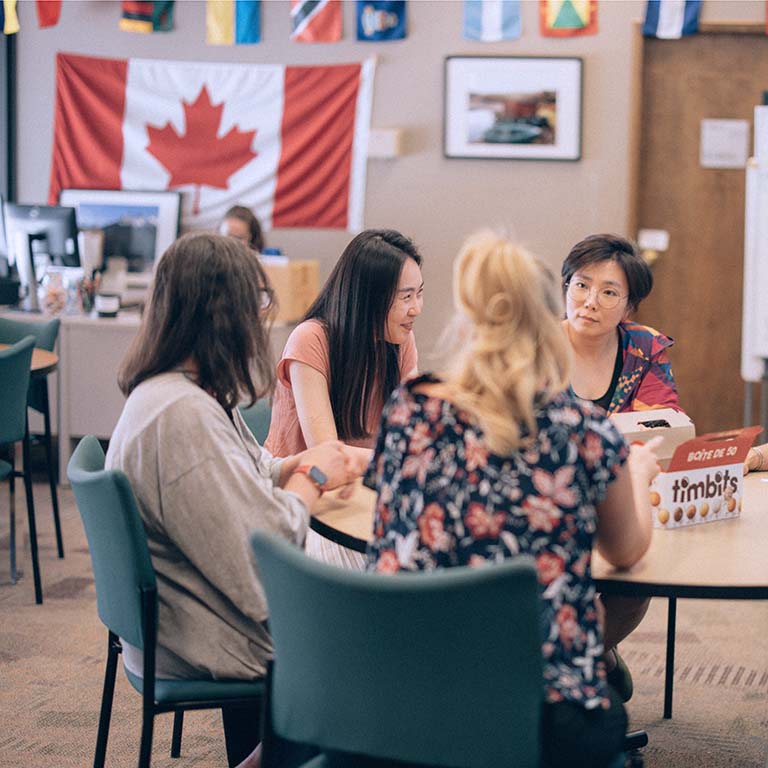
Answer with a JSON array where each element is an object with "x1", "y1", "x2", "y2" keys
[{"x1": 0, "y1": 0, "x2": 755, "y2": 41}]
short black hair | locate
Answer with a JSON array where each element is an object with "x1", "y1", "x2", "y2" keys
[{"x1": 561, "y1": 234, "x2": 652, "y2": 312}]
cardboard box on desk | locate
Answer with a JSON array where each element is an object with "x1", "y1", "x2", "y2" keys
[
  {"x1": 611, "y1": 408, "x2": 695, "y2": 468},
  {"x1": 261, "y1": 256, "x2": 319, "y2": 324},
  {"x1": 627, "y1": 423, "x2": 762, "y2": 529}
]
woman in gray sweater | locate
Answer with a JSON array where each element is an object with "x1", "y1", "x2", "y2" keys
[{"x1": 106, "y1": 232, "x2": 359, "y2": 767}]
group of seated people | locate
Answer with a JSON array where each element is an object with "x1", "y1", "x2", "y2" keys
[{"x1": 104, "y1": 215, "x2": 765, "y2": 768}]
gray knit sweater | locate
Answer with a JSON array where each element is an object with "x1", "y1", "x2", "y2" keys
[{"x1": 105, "y1": 372, "x2": 308, "y2": 680}]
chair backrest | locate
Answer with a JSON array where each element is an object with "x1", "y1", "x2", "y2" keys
[
  {"x1": 238, "y1": 398, "x2": 271, "y2": 444},
  {"x1": 0, "y1": 316, "x2": 61, "y2": 351},
  {"x1": 0, "y1": 316, "x2": 60, "y2": 412},
  {"x1": 251, "y1": 532, "x2": 543, "y2": 768},
  {"x1": 67, "y1": 436, "x2": 156, "y2": 650},
  {"x1": 0, "y1": 335, "x2": 34, "y2": 445}
]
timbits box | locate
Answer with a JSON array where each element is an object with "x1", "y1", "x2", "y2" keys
[{"x1": 618, "y1": 419, "x2": 762, "y2": 529}]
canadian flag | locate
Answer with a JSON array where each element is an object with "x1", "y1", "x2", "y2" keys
[{"x1": 48, "y1": 52, "x2": 375, "y2": 231}]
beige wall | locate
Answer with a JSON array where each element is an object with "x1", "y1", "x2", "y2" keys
[{"x1": 14, "y1": 0, "x2": 765, "y2": 359}]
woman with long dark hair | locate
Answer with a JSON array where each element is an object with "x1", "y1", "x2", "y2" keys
[
  {"x1": 107, "y1": 233, "x2": 358, "y2": 767},
  {"x1": 265, "y1": 228, "x2": 424, "y2": 568}
]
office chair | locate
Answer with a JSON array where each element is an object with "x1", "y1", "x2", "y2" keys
[
  {"x1": 251, "y1": 531, "x2": 544, "y2": 768},
  {"x1": 0, "y1": 335, "x2": 44, "y2": 604},
  {"x1": 238, "y1": 398, "x2": 272, "y2": 444},
  {"x1": 68, "y1": 436, "x2": 264, "y2": 768},
  {"x1": 0, "y1": 316, "x2": 63, "y2": 559}
]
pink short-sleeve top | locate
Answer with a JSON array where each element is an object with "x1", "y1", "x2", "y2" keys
[{"x1": 264, "y1": 319, "x2": 418, "y2": 457}]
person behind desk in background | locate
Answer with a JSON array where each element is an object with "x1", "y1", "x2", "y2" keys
[
  {"x1": 561, "y1": 232, "x2": 680, "y2": 703},
  {"x1": 219, "y1": 205, "x2": 265, "y2": 253},
  {"x1": 107, "y1": 233, "x2": 358, "y2": 768},
  {"x1": 265, "y1": 229, "x2": 424, "y2": 570},
  {"x1": 366, "y1": 232, "x2": 660, "y2": 768}
]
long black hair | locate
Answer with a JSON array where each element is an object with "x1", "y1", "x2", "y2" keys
[{"x1": 304, "y1": 229, "x2": 422, "y2": 440}]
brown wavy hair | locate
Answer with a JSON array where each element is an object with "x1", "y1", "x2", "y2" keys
[{"x1": 118, "y1": 232, "x2": 276, "y2": 412}]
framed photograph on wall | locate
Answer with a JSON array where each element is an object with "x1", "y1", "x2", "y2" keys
[
  {"x1": 444, "y1": 56, "x2": 583, "y2": 161},
  {"x1": 59, "y1": 188, "x2": 181, "y2": 273}
]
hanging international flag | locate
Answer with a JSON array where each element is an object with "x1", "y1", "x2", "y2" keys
[
  {"x1": 49, "y1": 53, "x2": 375, "y2": 232},
  {"x1": 540, "y1": 0, "x2": 597, "y2": 37},
  {"x1": 36, "y1": 0, "x2": 62, "y2": 28},
  {"x1": 356, "y1": 1, "x2": 406, "y2": 41},
  {"x1": 207, "y1": 0, "x2": 261, "y2": 44},
  {"x1": 463, "y1": 0, "x2": 521, "y2": 42},
  {"x1": 290, "y1": 0, "x2": 342, "y2": 42},
  {"x1": 642, "y1": 0, "x2": 700, "y2": 39},
  {"x1": 119, "y1": 1, "x2": 174, "y2": 33},
  {"x1": 1, "y1": 0, "x2": 19, "y2": 34}
]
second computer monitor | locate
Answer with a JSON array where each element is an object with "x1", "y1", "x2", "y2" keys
[{"x1": 3, "y1": 203, "x2": 80, "y2": 268}]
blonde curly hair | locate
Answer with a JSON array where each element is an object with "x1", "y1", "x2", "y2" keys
[{"x1": 441, "y1": 230, "x2": 571, "y2": 455}]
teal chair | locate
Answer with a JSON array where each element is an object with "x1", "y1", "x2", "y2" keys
[
  {"x1": 0, "y1": 316, "x2": 63, "y2": 559},
  {"x1": 0, "y1": 335, "x2": 43, "y2": 604},
  {"x1": 238, "y1": 398, "x2": 272, "y2": 444},
  {"x1": 68, "y1": 436, "x2": 264, "y2": 768},
  {"x1": 250, "y1": 531, "x2": 544, "y2": 768}
]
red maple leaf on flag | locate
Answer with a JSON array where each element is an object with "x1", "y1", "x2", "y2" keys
[{"x1": 145, "y1": 86, "x2": 257, "y2": 215}]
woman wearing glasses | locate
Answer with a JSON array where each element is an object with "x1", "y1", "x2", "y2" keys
[
  {"x1": 562, "y1": 233, "x2": 679, "y2": 415},
  {"x1": 561, "y1": 233, "x2": 679, "y2": 705},
  {"x1": 108, "y1": 233, "x2": 358, "y2": 768}
]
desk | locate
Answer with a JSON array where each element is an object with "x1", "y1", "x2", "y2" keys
[
  {"x1": 56, "y1": 313, "x2": 295, "y2": 485},
  {"x1": 0, "y1": 343, "x2": 58, "y2": 377},
  {"x1": 311, "y1": 475, "x2": 768, "y2": 718},
  {"x1": 2, "y1": 309, "x2": 297, "y2": 484}
]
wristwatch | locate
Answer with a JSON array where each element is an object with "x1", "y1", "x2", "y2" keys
[{"x1": 293, "y1": 464, "x2": 329, "y2": 492}]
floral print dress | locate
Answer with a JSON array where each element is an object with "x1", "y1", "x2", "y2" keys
[{"x1": 365, "y1": 375, "x2": 629, "y2": 710}]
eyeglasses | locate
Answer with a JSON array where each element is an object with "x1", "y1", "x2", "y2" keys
[{"x1": 566, "y1": 280, "x2": 628, "y2": 310}]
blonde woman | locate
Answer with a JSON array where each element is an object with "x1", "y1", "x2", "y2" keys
[{"x1": 366, "y1": 232, "x2": 660, "y2": 768}]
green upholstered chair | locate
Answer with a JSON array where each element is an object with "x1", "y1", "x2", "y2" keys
[
  {"x1": 250, "y1": 531, "x2": 544, "y2": 768},
  {"x1": 68, "y1": 436, "x2": 264, "y2": 768},
  {"x1": 0, "y1": 335, "x2": 43, "y2": 604},
  {"x1": 238, "y1": 398, "x2": 272, "y2": 444},
  {"x1": 0, "y1": 316, "x2": 63, "y2": 559}
]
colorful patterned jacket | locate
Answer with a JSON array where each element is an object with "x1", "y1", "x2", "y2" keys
[{"x1": 607, "y1": 321, "x2": 679, "y2": 414}]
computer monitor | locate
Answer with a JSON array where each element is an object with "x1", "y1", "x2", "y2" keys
[{"x1": 3, "y1": 203, "x2": 80, "y2": 268}]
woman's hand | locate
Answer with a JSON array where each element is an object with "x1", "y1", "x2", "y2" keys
[
  {"x1": 744, "y1": 445, "x2": 767, "y2": 475},
  {"x1": 295, "y1": 440, "x2": 359, "y2": 491},
  {"x1": 627, "y1": 436, "x2": 663, "y2": 488}
]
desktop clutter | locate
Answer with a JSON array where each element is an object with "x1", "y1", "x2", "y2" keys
[{"x1": 0, "y1": 199, "x2": 320, "y2": 322}]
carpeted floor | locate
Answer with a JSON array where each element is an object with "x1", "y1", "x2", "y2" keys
[{"x1": 1, "y1": 479, "x2": 766, "y2": 768}]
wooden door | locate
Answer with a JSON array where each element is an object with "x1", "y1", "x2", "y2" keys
[{"x1": 631, "y1": 23, "x2": 768, "y2": 435}]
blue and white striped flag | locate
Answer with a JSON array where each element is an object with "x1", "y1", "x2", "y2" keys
[
  {"x1": 463, "y1": 0, "x2": 521, "y2": 42},
  {"x1": 643, "y1": 0, "x2": 700, "y2": 39}
]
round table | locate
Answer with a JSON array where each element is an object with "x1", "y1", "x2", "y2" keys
[
  {"x1": 311, "y1": 474, "x2": 768, "y2": 719},
  {"x1": 0, "y1": 342, "x2": 59, "y2": 377}
]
